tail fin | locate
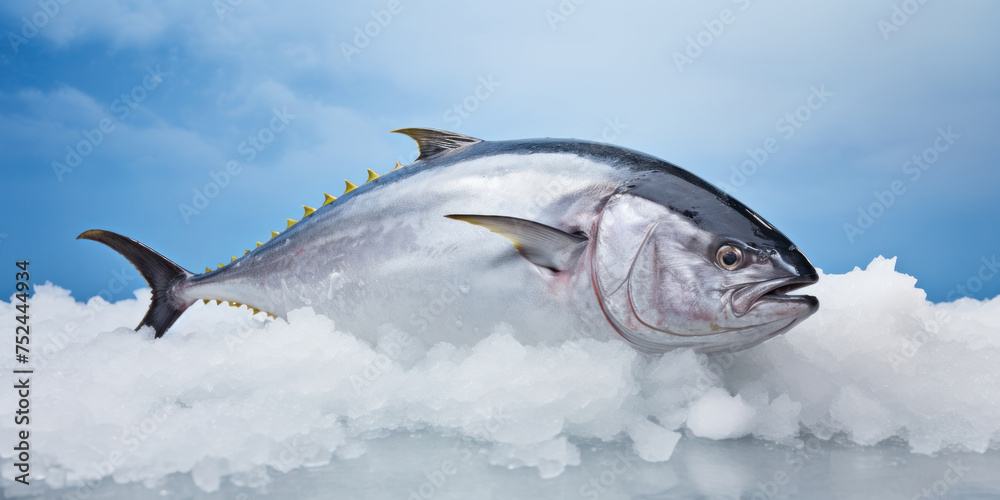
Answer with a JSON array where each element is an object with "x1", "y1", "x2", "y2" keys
[{"x1": 77, "y1": 229, "x2": 194, "y2": 338}]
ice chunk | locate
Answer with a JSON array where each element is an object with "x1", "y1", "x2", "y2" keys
[
  {"x1": 686, "y1": 388, "x2": 756, "y2": 440},
  {"x1": 628, "y1": 419, "x2": 681, "y2": 462},
  {"x1": 488, "y1": 437, "x2": 581, "y2": 479}
]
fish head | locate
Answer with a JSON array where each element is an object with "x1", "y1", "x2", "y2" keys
[{"x1": 590, "y1": 169, "x2": 818, "y2": 353}]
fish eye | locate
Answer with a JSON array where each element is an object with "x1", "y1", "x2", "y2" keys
[{"x1": 716, "y1": 245, "x2": 743, "y2": 271}]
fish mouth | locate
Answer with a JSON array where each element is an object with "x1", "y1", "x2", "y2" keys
[{"x1": 730, "y1": 274, "x2": 819, "y2": 317}]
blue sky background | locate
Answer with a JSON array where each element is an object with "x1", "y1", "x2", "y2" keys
[{"x1": 0, "y1": 0, "x2": 997, "y2": 303}]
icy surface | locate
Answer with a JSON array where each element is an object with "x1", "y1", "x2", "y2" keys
[{"x1": 1, "y1": 256, "x2": 998, "y2": 493}]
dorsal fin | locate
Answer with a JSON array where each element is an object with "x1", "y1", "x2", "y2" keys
[{"x1": 390, "y1": 128, "x2": 482, "y2": 161}]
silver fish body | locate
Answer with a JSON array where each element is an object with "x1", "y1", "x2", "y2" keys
[{"x1": 80, "y1": 129, "x2": 818, "y2": 352}]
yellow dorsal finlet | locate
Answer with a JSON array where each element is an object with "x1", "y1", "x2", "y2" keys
[
  {"x1": 212, "y1": 165, "x2": 397, "y2": 309},
  {"x1": 202, "y1": 299, "x2": 210, "y2": 305}
]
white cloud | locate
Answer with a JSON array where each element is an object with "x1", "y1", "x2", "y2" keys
[{"x1": 0, "y1": 86, "x2": 224, "y2": 182}]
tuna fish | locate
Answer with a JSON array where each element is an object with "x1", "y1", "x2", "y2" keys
[{"x1": 79, "y1": 128, "x2": 818, "y2": 353}]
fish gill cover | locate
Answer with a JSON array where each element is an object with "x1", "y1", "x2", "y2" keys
[{"x1": 0, "y1": 256, "x2": 997, "y2": 492}]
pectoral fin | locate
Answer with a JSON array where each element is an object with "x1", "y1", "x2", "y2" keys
[{"x1": 445, "y1": 214, "x2": 588, "y2": 271}]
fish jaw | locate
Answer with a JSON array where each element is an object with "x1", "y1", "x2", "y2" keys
[{"x1": 730, "y1": 274, "x2": 819, "y2": 318}]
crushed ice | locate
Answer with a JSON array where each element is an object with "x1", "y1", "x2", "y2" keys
[{"x1": 1, "y1": 256, "x2": 997, "y2": 492}]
